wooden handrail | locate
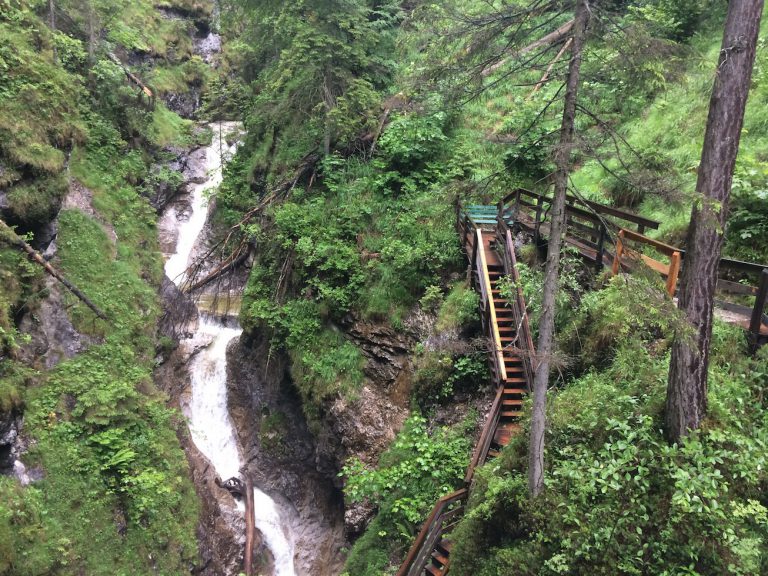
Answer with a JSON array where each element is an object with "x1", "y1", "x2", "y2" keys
[
  {"x1": 476, "y1": 229, "x2": 508, "y2": 384},
  {"x1": 505, "y1": 227, "x2": 537, "y2": 382},
  {"x1": 397, "y1": 489, "x2": 468, "y2": 576},
  {"x1": 504, "y1": 187, "x2": 660, "y2": 231},
  {"x1": 465, "y1": 386, "x2": 504, "y2": 485},
  {"x1": 619, "y1": 228, "x2": 679, "y2": 254},
  {"x1": 750, "y1": 270, "x2": 768, "y2": 350},
  {"x1": 612, "y1": 229, "x2": 681, "y2": 296}
]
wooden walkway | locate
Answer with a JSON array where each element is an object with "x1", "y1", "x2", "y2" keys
[
  {"x1": 397, "y1": 206, "x2": 536, "y2": 576},
  {"x1": 397, "y1": 190, "x2": 768, "y2": 576},
  {"x1": 505, "y1": 188, "x2": 768, "y2": 349}
]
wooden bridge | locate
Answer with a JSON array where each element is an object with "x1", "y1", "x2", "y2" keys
[{"x1": 397, "y1": 189, "x2": 768, "y2": 576}]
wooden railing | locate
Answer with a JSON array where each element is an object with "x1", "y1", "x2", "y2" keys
[
  {"x1": 501, "y1": 188, "x2": 660, "y2": 271},
  {"x1": 496, "y1": 217, "x2": 537, "y2": 387},
  {"x1": 465, "y1": 386, "x2": 504, "y2": 485},
  {"x1": 612, "y1": 228, "x2": 682, "y2": 296},
  {"x1": 749, "y1": 270, "x2": 768, "y2": 352},
  {"x1": 501, "y1": 188, "x2": 768, "y2": 349},
  {"x1": 396, "y1": 489, "x2": 468, "y2": 576}
]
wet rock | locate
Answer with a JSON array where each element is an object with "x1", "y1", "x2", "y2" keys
[
  {"x1": 228, "y1": 331, "x2": 347, "y2": 576},
  {"x1": 0, "y1": 409, "x2": 21, "y2": 474},
  {"x1": 185, "y1": 146, "x2": 211, "y2": 184},
  {"x1": 195, "y1": 32, "x2": 222, "y2": 64},
  {"x1": 344, "y1": 499, "x2": 376, "y2": 539},
  {"x1": 341, "y1": 314, "x2": 416, "y2": 392},
  {"x1": 165, "y1": 90, "x2": 203, "y2": 120}
]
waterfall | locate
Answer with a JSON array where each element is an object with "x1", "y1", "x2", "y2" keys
[{"x1": 165, "y1": 121, "x2": 297, "y2": 576}]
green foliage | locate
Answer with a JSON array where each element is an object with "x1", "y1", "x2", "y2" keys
[
  {"x1": 436, "y1": 283, "x2": 480, "y2": 332},
  {"x1": 4, "y1": 173, "x2": 68, "y2": 228},
  {"x1": 726, "y1": 161, "x2": 768, "y2": 262},
  {"x1": 450, "y1": 300, "x2": 768, "y2": 576},
  {"x1": 412, "y1": 350, "x2": 487, "y2": 407},
  {"x1": 498, "y1": 248, "x2": 586, "y2": 341},
  {"x1": 559, "y1": 274, "x2": 682, "y2": 372},
  {"x1": 342, "y1": 414, "x2": 474, "y2": 574},
  {"x1": 223, "y1": 0, "x2": 402, "y2": 174},
  {"x1": 629, "y1": 0, "x2": 709, "y2": 40},
  {"x1": 342, "y1": 414, "x2": 473, "y2": 525}
]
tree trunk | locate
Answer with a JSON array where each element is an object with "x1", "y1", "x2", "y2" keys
[
  {"x1": 528, "y1": 0, "x2": 591, "y2": 498},
  {"x1": 665, "y1": 0, "x2": 764, "y2": 443}
]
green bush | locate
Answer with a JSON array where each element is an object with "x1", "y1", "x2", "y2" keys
[
  {"x1": 450, "y1": 322, "x2": 768, "y2": 576},
  {"x1": 436, "y1": 283, "x2": 480, "y2": 332},
  {"x1": 341, "y1": 414, "x2": 475, "y2": 574}
]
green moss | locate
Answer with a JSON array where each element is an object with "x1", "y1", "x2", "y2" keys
[
  {"x1": 5, "y1": 173, "x2": 68, "y2": 228},
  {"x1": 146, "y1": 105, "x2": 194, "y2": 148}
]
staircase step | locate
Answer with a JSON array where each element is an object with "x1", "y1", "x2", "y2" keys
[
  {"x1": 503, "y1": 399, "x2": 523, "y2": 407},
  {"x1": 503, "y1": 388, "x2": 526, "y2": 396},
  {"x1": 437, "y1": 539, "x2": 453, "y2": 555},
  {"x1": 501, "y1": 410, "x2": 523, "y2": 418},
  {"x1": 488, "y1": 448, "x2": 500, "y2": 458},
  {"x1": 425, "y1": 565, "x2": 444, "y2": 576},
  {"x1": 431, "y1": 550, "x2": 449, "y2": 567},
  {"x1": 504, "y1": 378, "x2": 527, "y2": 385}
]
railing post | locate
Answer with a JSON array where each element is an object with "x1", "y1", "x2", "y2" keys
[
  {"x1": 534, "y1": 195, "x2": 544, "y2": 246},
  {"x1": 667, "y1": 251, "x2": 681, "y2": 296},
  {"x1": 749, "y1": 269, "x2": 768, "y2": 352},
  {"x1": 595, "y1": 224, "x2": 606, "y2": 272},
  {"x1": 611, "y1": 230, "x2": 625, "y2": 276}
]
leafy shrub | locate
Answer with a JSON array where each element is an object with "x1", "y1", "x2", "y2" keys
[
  {"x1": 451, "y1": 322, "x2": 768, "y2": 576},
  {"x1": 726, "y1": 163, "x2": 768, "y2": 262},
  {"x1": 436, "y1": 283, "x2": 480, "y2": 332},
  {"x1": 341, "y1": 414, "x2": 475, "y2": 574}
]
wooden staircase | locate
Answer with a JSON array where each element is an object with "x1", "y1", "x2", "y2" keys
[{"x1": 397, "y1": 205, "x2": 535, "y2": 576}]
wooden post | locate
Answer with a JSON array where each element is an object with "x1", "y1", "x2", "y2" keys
[
  {"x1": 749, "y1": 270, "x2": 768, "y2": 351},
  {"x1": 244, "y1": 477, "x2": 255, "y2": 576},
  {"x1": 534, "y1": 194, "x2": 544, "y2": 245},
  {"x1": 595, "y1": 224, "x2": 606, "y2": 272},
  {"x1": 667, "y1": 251, "x2": 681, "y2": 296},
  {"x1": 612, "y1": 230, "x2": 625, "y2": 276}
]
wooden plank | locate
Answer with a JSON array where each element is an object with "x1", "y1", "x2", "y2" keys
[
  {"x1": 244, "y1": 477, "x2": 255, "y2": 576},
  {"x1": 717, "y1": 278, "x2": 758, "y2": 296}
]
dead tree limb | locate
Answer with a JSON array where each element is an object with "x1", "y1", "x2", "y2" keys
[
  {"x1": 481, "y1": 19, "x2": 574, "y2": 77},
  {"x1": 183, "y1": 245, "x2": 252, "y2": 293},
  {"x1": 0, "y1": 220, "x2": 108, "y2": 320},
  {"x1": 528, "y1": 37, "x2": 572, "y2": 99}
]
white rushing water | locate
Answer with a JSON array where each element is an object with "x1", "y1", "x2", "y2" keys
[
  {"x1": 166, "y1": 122, "x2": 297, "y2": 576},
  {"x1": 164, "y1": 121, "x2": 239, "y2": 286}
]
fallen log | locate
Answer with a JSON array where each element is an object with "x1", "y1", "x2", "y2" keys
[
  {"x1": 0, "y1": 219, "x2": 108, "y2": 320},
  {"x1": 183, "y1": 245, "x2": 251, "y2": 293},
  {"x1": 244, "y1": 477, "x2": 256, "y2": 576}
]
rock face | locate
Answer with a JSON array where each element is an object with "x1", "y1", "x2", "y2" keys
[
  {"x1": 227, "y1": 330, "x2": 347, "y2": 576},
  {"x1": 0, "y1": 409, "x2": 21, "y2": 476},
  {"x1": 17, "y1": 180, "x2": 107, "y2": 370},
  {"x1": 226, "y1": 312, "x2": 418, "y2": 562}
]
